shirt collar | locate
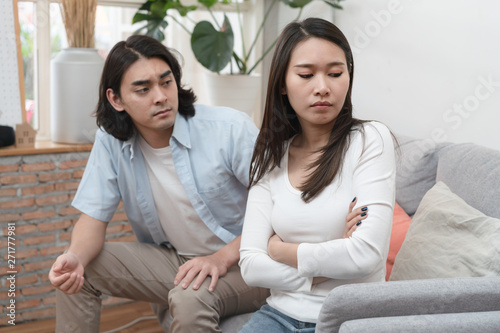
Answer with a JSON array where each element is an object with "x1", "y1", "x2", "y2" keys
[
  {"x1": 120, "y1": 111, "x2": 191, "y2": 156},
  {"x1": 122, "y1": 131, "x2": 138, "y2": 159},
  {"x1": 171, "y1": 112, "x2": 192, "y2": 149}
]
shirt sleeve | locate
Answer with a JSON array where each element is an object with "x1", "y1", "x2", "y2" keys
[
  {"x1": 228, "y1": 113, "x2": 259, "y2": 188},
  {"x1": 72, "y1": 130, "x2": 121, "y2": 222},
  {"x1": 239, "y1": 174, "x2": 313, "y2": 291},
  {"x1": 297, "y1": 122, "x2": 396, "y2": 279}
]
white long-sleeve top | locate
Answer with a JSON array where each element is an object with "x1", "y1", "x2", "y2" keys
[{"x1": 239, "y1": 122, "x2": 396, "y2": 323}]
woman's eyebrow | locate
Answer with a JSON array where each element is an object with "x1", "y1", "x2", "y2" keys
[{"x1": 293, "y1": 61, "x2": 346, "y2": 68}]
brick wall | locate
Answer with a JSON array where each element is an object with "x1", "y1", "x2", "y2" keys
[{"x1": 0, "y1": 151, "x2": 136, "y2": 326}]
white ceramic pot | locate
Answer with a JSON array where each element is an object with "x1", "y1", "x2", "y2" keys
[
  {"x1": 204, "y1": 72, "x2": 261, "y2": 119},
  {"x1": 50, "y1": 48, "x2": 104, "y2": 144}
]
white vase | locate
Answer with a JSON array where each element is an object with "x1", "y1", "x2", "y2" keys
[
  {"x1": 204, "y1": 72, "x2": 261, "y2": 119},
  {"x1": 50, "y1": 48, "x2": 104, "y2": 144}
]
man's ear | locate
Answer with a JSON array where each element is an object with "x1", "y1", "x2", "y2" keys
[{"x1": 106, "y1": 88, "x2": 125, "y2": 112}]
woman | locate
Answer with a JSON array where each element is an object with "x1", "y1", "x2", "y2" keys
[{"x1": 239, "y1": 17, "x2": 396, "y2": 332}]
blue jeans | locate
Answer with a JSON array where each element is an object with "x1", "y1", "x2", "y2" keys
[{"x1": 239, "y1": 304, "x2": 316, "y2": 333}]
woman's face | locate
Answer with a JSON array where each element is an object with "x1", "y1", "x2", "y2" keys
[{"x1": 284, "y1": 37, "x2": 350, "y2": 131}]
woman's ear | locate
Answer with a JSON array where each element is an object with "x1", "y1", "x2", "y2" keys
[
  {"x1": 281, "y1": 87, "x2": 287, "y2": 95},
  {"x1": 106, "y1": 88, "x2": 125, "y2": 112}
]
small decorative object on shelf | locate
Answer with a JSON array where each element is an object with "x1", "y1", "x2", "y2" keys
[
  {"x1": 0, "y1": 125, "x2": 16, "y2": 148},
  {"x1": 15, "y1": 122, "x2": 36, "y2": 148}
]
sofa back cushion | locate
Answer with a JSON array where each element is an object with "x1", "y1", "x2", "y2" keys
[
  {"x1": 394, "y1": 135, "x2": 449, "y2": 216},
  {"x1": 437, "y1": 143, "x2": 500, "y2": 219}
]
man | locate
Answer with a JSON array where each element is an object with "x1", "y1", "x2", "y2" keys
[{"x1": 48, "y1": 35, "x2": 268, "y2": 332}]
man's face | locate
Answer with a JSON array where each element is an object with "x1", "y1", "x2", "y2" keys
[{"x1": 107, "y1": 57, "x2": 179, "y2": 147}]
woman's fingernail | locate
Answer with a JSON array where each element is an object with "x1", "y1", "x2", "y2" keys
[
  {"x1": 361, "y1": 212, "x2": 367, "y2": 217},
  {"x1": 352, "y1": 197, "x2": 357, "y2": 202},
  {"x1": 361, "y1": 207, "x2": 368, "y2": 211},
  {"x1": 356, "y1": 221, "x2": 362, "y2": 226}
]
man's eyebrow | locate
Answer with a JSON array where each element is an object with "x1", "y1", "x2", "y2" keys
[
  {"x1": 131, "y1": 70, "x2": 172, "y2": 86},
  {"x1": 131, "y1": 79, "x2": 150, "y2": 86},
  {"x1": 160, "y1": 70, "x2": 172, "y2": 79}
]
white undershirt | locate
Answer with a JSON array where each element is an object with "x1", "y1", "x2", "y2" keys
[{"x1": 138, "y1": 135, "x2": 225, "y2": 256}]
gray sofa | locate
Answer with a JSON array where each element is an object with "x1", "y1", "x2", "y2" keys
[
  {"x1": 223, "y1": 135, "x2": 500, "y2": 332},
  {"x1": 316, "y1": 136, "x2": 500, "y2": 332}
]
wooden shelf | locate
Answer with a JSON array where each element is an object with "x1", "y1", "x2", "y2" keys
[{"x1": 0, "y1": 140, "x2": 92, "y2": 157}]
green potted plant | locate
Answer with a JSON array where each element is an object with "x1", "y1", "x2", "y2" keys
[{"x1": 133, "y1": 0, "x2": 344, "y2": 75}]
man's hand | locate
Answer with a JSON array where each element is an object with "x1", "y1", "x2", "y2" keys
[
  {"x1": 48, "y1": 213, "x2": 107, "y2": 295},
  {"x1": 174, "y1": 236, "x2": 241, "y2": 292},
  {"x1": 343, "y1": 197, "x2": 368, "y2": 238},
  {"x1": 174, "y1": 253, "x2": 228, "y2": 292},
  {"x1": 49, "y1": 253, "x2": 85, "y2": 295}
]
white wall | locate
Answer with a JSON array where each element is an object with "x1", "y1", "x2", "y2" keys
[{"x1": 333, "y1": 0, "x2": 500, "y2": 150}]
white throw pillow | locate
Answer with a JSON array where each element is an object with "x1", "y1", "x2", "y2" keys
[{"x1": 390, "y1": 181, "x2": 500, "y2": 281}]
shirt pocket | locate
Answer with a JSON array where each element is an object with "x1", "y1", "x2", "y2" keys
[{"x1": 198, "y1": 175, "x2": 248, "y2": 234}]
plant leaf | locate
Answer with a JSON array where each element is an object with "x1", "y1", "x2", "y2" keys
[
  {"x1": 134, "y1": 19, "x2": 168, "y2": 41},
  {"x1": 138, "y1": 0, "x2": 154, "y2": 11},
  {"x1": 191, "y1": 15, "x2": 234, "y2": 73},
  {"x1": 279, "y1": 0, "x2": 313, "y2": 8},
  {"x1": 175, "y1": 4, "x2": 197, "y2": 16},
  {"x1": 150, "y1": 0, "x2": 168, "y2": 17},
  {"x1": 132, "y1": 13, "x2": 157, "y2": 24},
  {"x1": 132, "y1": 0, "x2": 198, "y2": 41},
  {"x1": 197, "y1": 0, "x2": 219, "y2": 8},
  {"x1": 321, "y1": 0, "x2": 344, "y2": 9}
]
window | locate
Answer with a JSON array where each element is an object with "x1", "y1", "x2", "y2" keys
[
  {"x1": 18, "y1": 0, "x2": 257, "y2": 142},
  {"x1": 18, "y1": 0, "x2": 144, "y2": 140}
]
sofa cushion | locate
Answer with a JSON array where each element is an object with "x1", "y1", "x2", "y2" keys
[
  {"x1": 437, "y1": 143, "x2": 500, "y2": 219},
  {"x1": 316, "y1": 276, "x2": 500, "y2": 333},
  {"x1": 390, "y1": 181, "x2": 500, "y2": 281},
  {"x1": 338, "y1": 311, "x2": 500, "y2": 333},
  {"x1": 394, "y1": 135, "x2": 449, "y2": 216},
  {"x1": 386, "y1": 202, "x2": 412, "y2": 281}
]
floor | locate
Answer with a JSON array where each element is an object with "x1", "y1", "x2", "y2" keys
[{"x1": 0, "y1": 301, "x2": 164, "y2": 333}]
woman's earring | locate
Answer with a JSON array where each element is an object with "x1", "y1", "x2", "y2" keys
[{"x1": 281, "y1": 88, "x2": 286, "y2": 95}]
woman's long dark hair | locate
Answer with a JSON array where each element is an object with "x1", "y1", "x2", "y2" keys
[
  {"x1": 249, "y1": 17, "x2": 366, "y2": 202},
  {"x1": 95, "y1": 35, "x2": 197, "y2": 141}
]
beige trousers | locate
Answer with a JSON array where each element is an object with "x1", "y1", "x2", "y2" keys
[{"x1": 55, "y1": 242, "x2": 268, "y2": 333}]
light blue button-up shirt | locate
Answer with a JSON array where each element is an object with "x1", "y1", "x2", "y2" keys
[{"x1": 72, "y1": 104, "x2": 258, "y2": 245}]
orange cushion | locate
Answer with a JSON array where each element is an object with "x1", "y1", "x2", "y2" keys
[{"x1": 386, "y1": 202, "x2": 412, "y2": 280}]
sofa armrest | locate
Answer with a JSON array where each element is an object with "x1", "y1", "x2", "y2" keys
[
  {"x1": 316, "y1": 276, "x2": 500, "y2": 333},
  {"x1": 338, "y1": 311, "x2": 500, "y2": 333}
]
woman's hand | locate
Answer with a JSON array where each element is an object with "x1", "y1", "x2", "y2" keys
[{"x1": 343, "y1": 197, "x2": 368, "y2": 238}]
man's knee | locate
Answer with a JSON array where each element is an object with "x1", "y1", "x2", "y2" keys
[
  {"x1": 169, "y1": 284, "x2": 220, "y2": 313},
  {"x1": 168, "y1": 284, "x2": 221, "y2": 331}
]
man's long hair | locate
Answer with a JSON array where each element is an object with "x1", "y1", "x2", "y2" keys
[{"x1": 95, "y1": 35, "x2": 197, "y2": 141}]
